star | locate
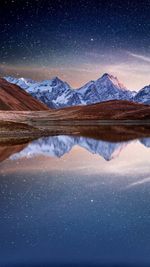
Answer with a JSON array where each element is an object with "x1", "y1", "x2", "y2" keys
[{"x1": 0, "y1": 0, "x2": 149, "y2": 90}]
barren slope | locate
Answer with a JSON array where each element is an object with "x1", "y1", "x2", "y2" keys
[
  {"x1": 0, "y1": 78, "x2": 48, "y2": 111},
  {"x1": 49, "y1": 100, "x2": 150, "y2": 120}
]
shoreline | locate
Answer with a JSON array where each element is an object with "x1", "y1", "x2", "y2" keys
[{"x1": 0, "y1": 120, "x2": 150, "y2": 145}]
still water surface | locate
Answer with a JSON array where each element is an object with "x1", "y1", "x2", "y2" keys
[{"x1": 0, "y1": 135, "x2": 150, "y2": 266}]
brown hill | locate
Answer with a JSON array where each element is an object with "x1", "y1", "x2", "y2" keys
[
  {"x1": 0, "y1": 100, "x2": 149, "y2": 123},
  {"x1": 0, "y1": 78, "x2": 48, "y2": 111},
  {"x1": 38, "y1": 100, "x2": 150, "y2": 120}
]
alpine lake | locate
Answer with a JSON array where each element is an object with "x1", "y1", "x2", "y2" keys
[{"x1": 0, "y1": 123, "x2": 150, "y2": 267}]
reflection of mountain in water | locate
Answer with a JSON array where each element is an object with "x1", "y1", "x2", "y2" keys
[
  {"x1": 9, "y1": 135, "x2": 150, "y2": 161},
  {"x1": 140, "y1": 138, "x2": 150, "y2": 148}
]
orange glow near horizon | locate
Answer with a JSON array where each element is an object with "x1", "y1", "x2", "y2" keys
[{"x1": 0, "y1": 58, "x2": 150, "y2": 91}]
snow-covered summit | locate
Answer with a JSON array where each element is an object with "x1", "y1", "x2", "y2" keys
[
  {"x1": 77, "y1": 73, "x2": 134, "y2": 104},
  {"x1": 134, "y1": 85, "x2": 150, "y2": 105},
  {"x1": 5, "y1": 76, "x2": 36, "y2": 89},
  {"x1": 99, "y1": 73, "x2": 127, "y2": 91}
]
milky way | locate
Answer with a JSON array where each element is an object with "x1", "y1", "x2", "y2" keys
[{"x1": 0, "y1": 0, "x2": 150, "y2": 90}]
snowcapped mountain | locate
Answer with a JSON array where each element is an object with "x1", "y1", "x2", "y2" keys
[
  {"x1": 77, "y1": 73, "x2": 134, "y2": 104},
  {"x1": 5, "y1": 73, "x2": 149, "y2": 108},
  {"x1": 10, "y1": 135, "x2": 129, "y2": 161},
  {"x1": 5, "y1": 76, "x2": 36, "y2": 89},
  {"x1": 134, "y1": 85, "x2": 150, "y2": 105},
  {"x1": 5, "y1": 76, "x2": 81, "y2": 108}
]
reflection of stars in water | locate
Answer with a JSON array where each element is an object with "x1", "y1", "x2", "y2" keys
[{"x1": 0, "y1": 159, "x2": 150, "y2": 262}]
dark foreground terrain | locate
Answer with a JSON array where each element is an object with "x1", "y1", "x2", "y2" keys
[
  {"x1": 45, "y1": 100, "x2": 150, "y2": 120},
  {"x1": 0, "y1": 93, "x2": 149, "y2": 146},
  {"x1": 0, "y1": 100, "x2": 150, "y2": 124}
]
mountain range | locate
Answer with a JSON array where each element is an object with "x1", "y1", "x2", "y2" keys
[
  {"x1": 5, "y1": 73, "x2": 150, "y2": 109},
  {"x1": 10, "y1": 135, "x2": 150, "y2": 162}
]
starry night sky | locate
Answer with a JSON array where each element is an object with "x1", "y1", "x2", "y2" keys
[{"x1": 0, "y1": 0, "x2": 150, "y2": 90}]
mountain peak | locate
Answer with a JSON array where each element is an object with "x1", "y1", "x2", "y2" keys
[
  {"x1": 101, "y1": 73, "x2": 113, "y2": 79},
  {"x1": 39, "y1": 76, "x2": 64, "y2": 87},
  {"x1": 51, "y1": 76, "x2": 63, "y2": 84},
  {"x1": 99, "y1": 73, "x2": 126, "y2": 90},
  {"x1": 51, "y1": 76, "x2": 61, "y2": 81}
]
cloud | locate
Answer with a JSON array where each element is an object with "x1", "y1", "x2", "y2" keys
[
  {"x1": 128, "y1": 52, "x2": 150, "y2": 63},
  {"x1": 125, "y1": 176, "x2": 150, "y2": 189},
  {"x1": 0, "y1": 53, "x2": 150, "y2": 90}
]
